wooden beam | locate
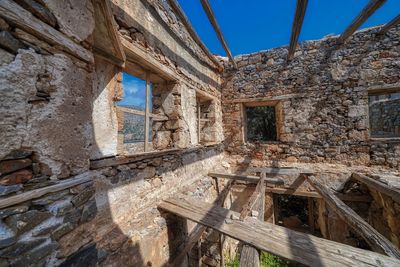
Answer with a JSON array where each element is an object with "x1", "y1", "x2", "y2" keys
[
  {"x1": 0, "y1": 0, "x2": 93, "y2": 63},
  {"x1": 351, "y1": 173, "x2": 400, "y2": 203},
  {"x1": 240, "y1": 173, "x2": 266, "y2": 266},
  {"x1": 264, "y1": 187, "x2": 372, "y2": 202},
  {"x1": 208, "y1": 172, "x2": 284, "y2": 186},
  {"x1": 117, "y1": 106, "x2": 168, "y2": 121},
  {"x1": 199, "y1": 0, "x2": 237, "y2": 68},
  {"x1": 168, "y1": 180, "x2": 234, "y2": 267},
  {"x1": 0, "y1": 174, "x2": 92, "y2": 209},
  {"x1": 248, "y1": 167, "x2": 313, "y2": 176},
  {"x1": 338, "y1": 0, "x2": 387, "y2": 43},
  {"x1": 144, "y1": 72, "x2": 151, "y2": 152},
  {"x1": 239, "y1": 173, "x2": 266, "y2": 220},
  {"x1": 159, "y1": 197, "x2": 400, "y2": 267},
  {"x1": 306, "y1": 175, "x2": 400, "y2": 259},
  {"x1": 379, "y1": 15, "x2": 400, "y2": 35},
  {"x1": 93, "y1": 0, "x2": 126, "y2": 67},
  {"x1": 167, "y1": 0, "x2": 223, "y2": 72},
  {"x1": 288, "y1": 0, "x2": 308, "y2": 60}
]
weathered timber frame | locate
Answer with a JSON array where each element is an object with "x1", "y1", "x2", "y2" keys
[
  {"x1": 306, "y1": 175, "x2": 400, "y2": 259},
  {"x1": 200, "y1": 0, "x2": 237, "y2": 68},
  {"x1": 288, "y1": 0, "x2": 308, "y2": 61},
  {"x1": 159, "y1": 197, "x2": 400, "y2": 267},
  {"x1": 378, "y1": 15, "x2": 400, "y2": 35},
  {"x1": 338, "y1": 0, "x2": 387, "y2": 43}
]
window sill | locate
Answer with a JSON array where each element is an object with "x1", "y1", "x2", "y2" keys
[
  {"x1": 369, "y1": 137, "x2": 400, "y2": 143},
  {"x1": 90, "y1": 143, "x2": 222, "y2": 169},
  {"x1": 245, "y1": 141, "x2": 281, "y2": 145}
]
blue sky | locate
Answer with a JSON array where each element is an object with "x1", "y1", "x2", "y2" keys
[
  {"x1": 177, "y1": 0, "x2": 400, "y2": 56},
  {"x1": 118, "y1": 73, "x2": 149, "y2": 111}
]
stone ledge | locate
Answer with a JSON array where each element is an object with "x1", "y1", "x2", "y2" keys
[{"x1": 90, "y1": 143, "x2": 223, "y2": 169}]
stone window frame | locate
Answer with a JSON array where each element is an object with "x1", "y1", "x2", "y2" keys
[
  {"x1": 367, "y1": 86, "x2": 400, "y2": 141},
  {"x1": 241, "y1": 100, "x2": 283, "y2": 144},
  {"x1": 116, "y1": 60, "x2": 173, "y2": 155}
]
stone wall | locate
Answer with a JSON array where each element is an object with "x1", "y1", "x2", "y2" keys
[
  {"x1": 0, "y1": 0, "x2": 226, "y2": 265},
  {"x1": 222, "y1": 25, "x2": 400, "y2": 169}
]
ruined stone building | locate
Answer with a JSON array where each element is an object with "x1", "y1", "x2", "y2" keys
[{"x1": 0, "y1": 0, "x2": 399, "y2": 266}]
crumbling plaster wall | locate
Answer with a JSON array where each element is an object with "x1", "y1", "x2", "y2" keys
[
  {"x1": 0, "y1": 0, "x2": 227, "y2": 266},
  {"x1": 222, "y1": 25, "x2": 400, "y2": 169}
]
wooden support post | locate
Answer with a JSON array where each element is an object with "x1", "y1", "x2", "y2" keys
[
  {"x1": 200, "y1": 0, "x2": 237, "y2": 68},
  {"x1": 240, "y1": 173, "x2": 266, "y2": 266},
  {"x1": 338, "y1": 0, "x2": 387, "y2": 43},
  {"x1": 239, "y1": 173, "x2": 266, "y2": 220},
  {"x1": 306, "y1": 175, "x2": 400, "y2": 259},
  {"x1": 378, "y1": 15, "x2": 400, "y2": 35},
  {"x1": 288, "y1": 0, "x2": 308, "y2": 60},
  {"x1": 159, "y1": 197, "x2": 400, "y2": 267},
  {"x1": 144, "y1": 72, "x2": 151, "y2": 152},
  {"x1": 168, "y1": 180, "x2": 234, "y2": 267},
  {"x1": 308, "y1": 198, "x2": 315, "y2": 234},
  {"x1": 351, "y1": 173, "x2": 400, "y2": 203}
]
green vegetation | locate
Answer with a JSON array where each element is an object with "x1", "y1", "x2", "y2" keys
[
  {"x1": 260, "y1": 251, "x2": 290, "y2": 267},
  {"x1": 225, "y1": 252, "x2": 290, "y2": 267}
]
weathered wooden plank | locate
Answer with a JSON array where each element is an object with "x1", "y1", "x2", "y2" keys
[
  {"x1": 167, "y1": 0, "x2": 223, "y2": 72},
  {"x1": 0, "y1": 173, "x2": 92, "y2": 209},
  {"x1": 208, "y1": 173, "x2": 284, "y2": 185},
  {"x1": 379, "y1": 15, "x2": 400, "y2": 35},
  {"x1": 240, "y1": 173, "x2": 266, "y2": 267},
  {"x1": 239, "y1": 173, "x2": 266, "y2": 220},
  {"x1": 199, "y1": 0, "x2": 237, "y2": 68},
  {"x1": 168, "y1": 180, "x2": 234, "y2": 267},
  {"x1": 339, "y1": 0, "x2": 387, "y2": 43},
  {"x1": 159, "y1": 197, "x2": 400, "y2": 267},
  {"x1": 93, "y1": 0, "x2": 126, "y2": 67},
  {"x1": 352, "y1": 173, "x2": 400, "y2": 203},
  {"x1": 0, "y1": 0, "x2": 93, "y2": 63},
  {"x1": 307, "y1": 175, "x2": 400, "y2": 259},
  {"x1": 288, "y1": 0, "x2": 308, "y2": 60},
  {"x1": 264, "y1": 187, "x2": 372, "y2": 202},
  {"x1": 248, "y1": 167, "x2": 313, "y2": 175}
]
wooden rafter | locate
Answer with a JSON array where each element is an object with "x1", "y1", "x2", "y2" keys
[
  {"x1": 159, "y1": 197, "x2": 400, "y2": 267},
  {"x1": 288, "y1": 0, "x2": 308, "y2": 60},
  {"x1": 167, "y1": 0, "x2": 223, "y2": 72},
  {"x1": 208, "y1": 172, "x2": 284, "y2": 185},
  {"x1": 168, "y1": 180, "x2": 234, "y2": 266},
  {"x1": 200, "y1": 0, "x2": 237, "y2": 68},
  {"x1": 239, "y1": 173, "x2": 266, "y2": 266},
  {"x1": 338, "y1": 0, "x2": 387, "y2": 43},
  {"x1": 379, "y1": 15, "x2": 400, "y2": 35},
  {"x1": 351, "y1": 173, "x2": 400, "y2": 203},
  {"x1": 306, "y1": 175, "x2": 400, "y2": 259}
]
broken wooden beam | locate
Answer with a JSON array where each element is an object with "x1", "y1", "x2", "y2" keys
[
  {"x1": 247, "y1": 167, "x2": 313, "y2": 175},
  {"x1": 239, "y1": 173, "x2": 266, "y2": 220},
  {"x1": 306, "y1": 175, "x2": 400, "y2": 259},
  {"x1": 351, "y1": 173, "x2": 400, "y2": 203},
  {"x1": 208, "y1": 172, "x2": 284, "y2": 185},
  {"x1": 239, "y1": 173, "x2": 266, "y2": 266},
  {"x1": 0, "y1": 173, "x2": 92, "y2": 209},
  {"x1": 199, "y1": 0, "x2": 237, "y2": 68},
  {"x1": 0, "y1": 0, "x2": 93, "y2": 63},
  {"x1": 288, "y1": 0, "x2": 308, "y2": 60},
  {"x1": 338, "y1": 0, "x2": 387, "y2": 43},
  {"x1": 159, "y1": 197, "x2": 400, "y2": 267},
  {"x1": 378, "y1": 15, "x2": 400, "y2": 35},
  {"x1": 167, "y1": 0, "x2": 223, "y2": 72},
  {"x1": 264, "y1": 187, "x2": 372, "y2": 202},
  {"x1": 168, "y1": 180, "x2": 234, "y2": 266}
]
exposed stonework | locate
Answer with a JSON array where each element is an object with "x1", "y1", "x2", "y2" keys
[{"x1": 222, "y1": 25, "x2": 400, "y2": 169}]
